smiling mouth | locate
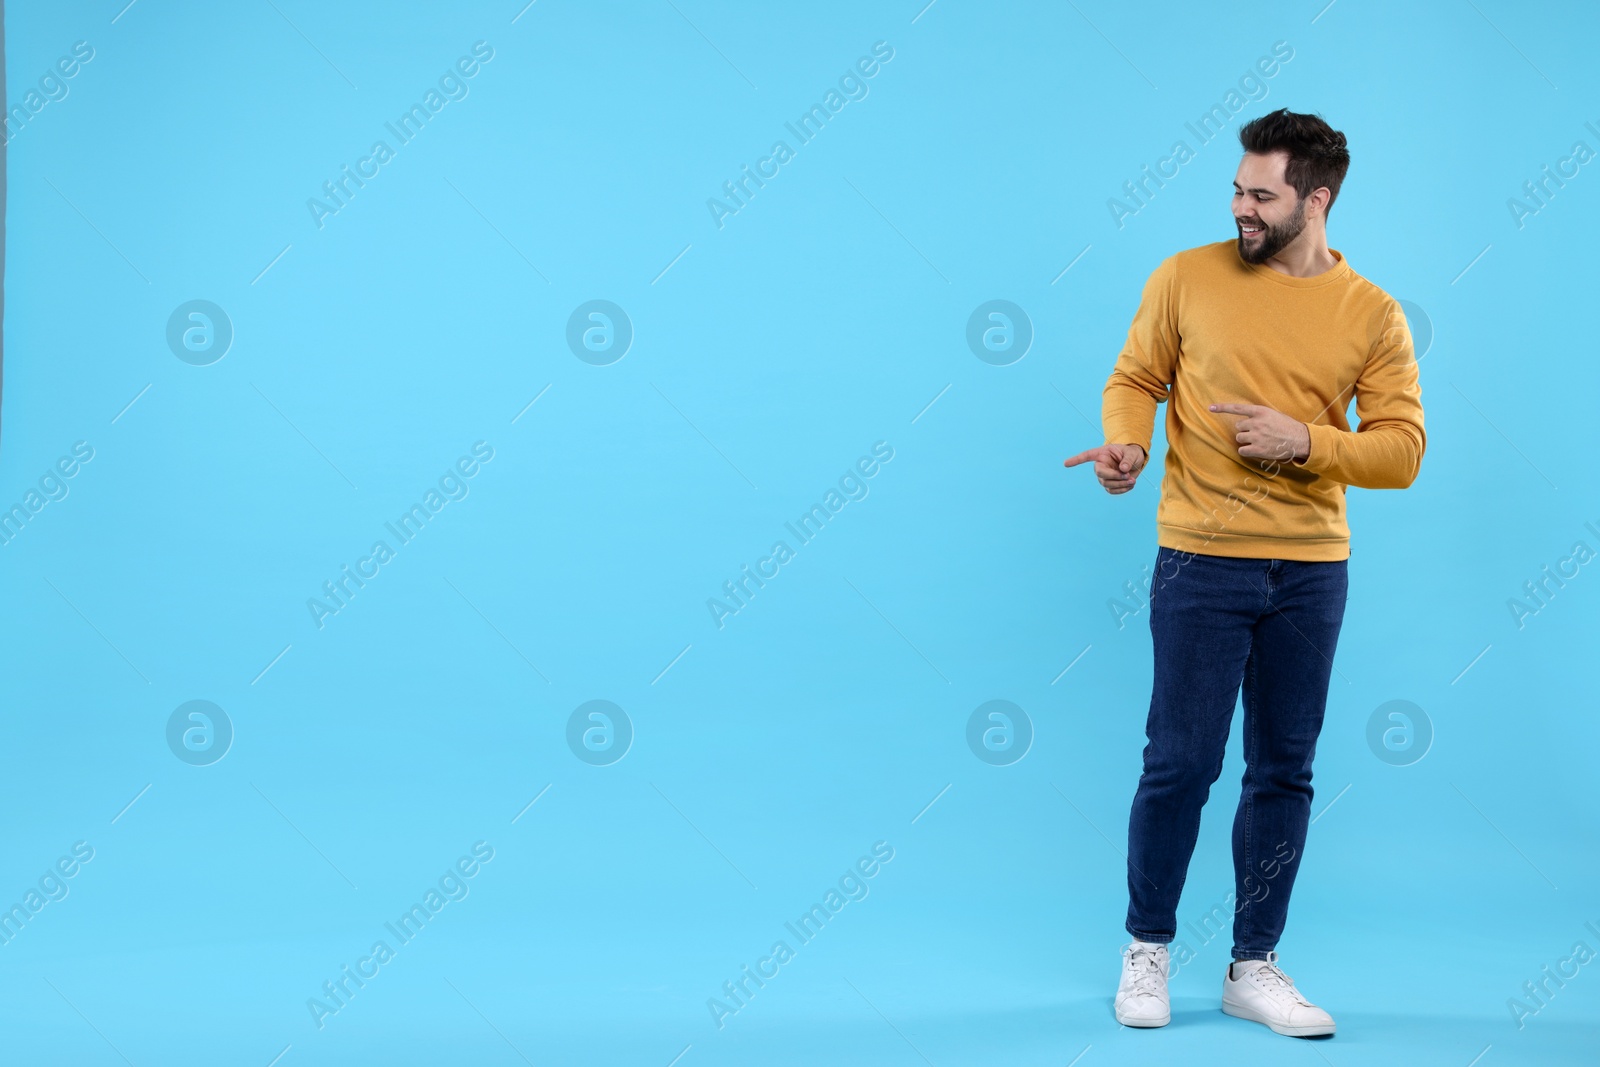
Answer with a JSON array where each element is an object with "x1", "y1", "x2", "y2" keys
[{"x1": 1239, "y1": 222, "x2": 1264, "y2": 237}]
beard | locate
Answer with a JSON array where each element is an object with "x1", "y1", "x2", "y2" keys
[{"x1": 1237, "y1": 197, "x2": 1307, "y2": 264}]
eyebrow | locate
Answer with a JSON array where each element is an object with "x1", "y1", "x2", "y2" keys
[{"x1": 1232, "y1": 181, "x2": 1278, "y2": 195}]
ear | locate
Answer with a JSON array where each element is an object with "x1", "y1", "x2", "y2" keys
[{"x1": 1308, "y1": 186, "x2": 1332, "y2": 219}]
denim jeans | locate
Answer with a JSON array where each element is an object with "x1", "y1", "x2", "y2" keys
[{"x1": 1124, "y1": 545, "x2": 1348, "y2": 962}]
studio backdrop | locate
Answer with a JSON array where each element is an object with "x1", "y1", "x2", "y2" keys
[{"x1": 1, "y1": 2, "x2": 1596, "y2": 1065}]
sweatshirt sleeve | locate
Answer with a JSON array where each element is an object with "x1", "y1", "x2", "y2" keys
[
  {"x1": 1292, "y1": 298, "x2": 1426, "y2": 489},
  {"x1": 1102, "y1": 254, "x2": 1181, "y2": 455}
]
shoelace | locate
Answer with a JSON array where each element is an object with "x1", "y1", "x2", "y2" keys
[
  {"x1": 1123, "y1": 945, "x2": 1166, "y2": 998},
  {"x1": 1243, "y1": 955, "x2": 1312, "y2": 1007}
]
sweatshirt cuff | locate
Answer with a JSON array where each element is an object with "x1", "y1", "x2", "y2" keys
[
  {"x1": 1103, "y1": 426, "x2": 1151, "y2": 456},
  {"x1": 1294, "y1": 422, "x2": 1335, "y2": 474}
]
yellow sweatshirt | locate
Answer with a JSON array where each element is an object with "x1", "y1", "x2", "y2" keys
[{"x1": 1101, "y1": 239, "x2": 1425, "y2": 561}]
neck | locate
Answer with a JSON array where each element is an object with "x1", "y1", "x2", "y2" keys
[{"x1": 1264, "y1": 231, "x2": 1337, "y2": 277}]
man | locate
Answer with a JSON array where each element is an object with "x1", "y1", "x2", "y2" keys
[{"x1": 1064, "y1": 108, "x2": 1425, "y2": 1037}]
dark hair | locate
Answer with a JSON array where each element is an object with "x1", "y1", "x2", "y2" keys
[{"x1": 1237, "y1": 108, "x2": 1350, "y2": 216}]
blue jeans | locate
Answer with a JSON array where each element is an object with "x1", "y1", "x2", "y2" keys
[{"x1": 1125, "y1": 545, "x2": 1348, "y2": 962}]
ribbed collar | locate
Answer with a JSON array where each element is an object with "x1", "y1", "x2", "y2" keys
[{"x1": 1238, "y1": 244, "x2": 1351, "y2": 289}]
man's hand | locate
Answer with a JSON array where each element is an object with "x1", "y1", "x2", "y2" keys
[
  {"x1": 1064, "y1": 442, "x2": 1148, "y2": 495},
  {"x1": 1208, "y1": 403, "x2": 1310, "y2": 463}
]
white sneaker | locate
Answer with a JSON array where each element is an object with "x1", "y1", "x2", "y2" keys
[
  {"x1": 1114, "y1": 939, "x2": 1171, "y2": 1027},
  {"x1": 1221, "y1": 952, "x2": 1336, "y2": 1037}
]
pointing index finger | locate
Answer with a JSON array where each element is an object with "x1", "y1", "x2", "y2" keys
[
  {"x1": 1063, "y1": 447, "x2": 1107, "y2": 467},
  {"x1": 1208, "y1": 402, "x2": 1257, "y2": 416}
]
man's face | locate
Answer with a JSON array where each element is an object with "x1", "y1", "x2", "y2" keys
[{"x1": 1232, "y1": 150, "x2": 1309, "y2": 264}]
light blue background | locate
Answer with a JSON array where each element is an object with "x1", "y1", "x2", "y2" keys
[{"x1": 3, "y1": 1, "x2": 1598, "y2": 1064}]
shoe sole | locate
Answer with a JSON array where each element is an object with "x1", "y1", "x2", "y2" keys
[
  {"x1": 1115, "y1": 1007, "x2": 1170, "y2": 1027},
  {"x1": 1221, "y1": 999, "x2": 1334, "y2": 1037}
]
